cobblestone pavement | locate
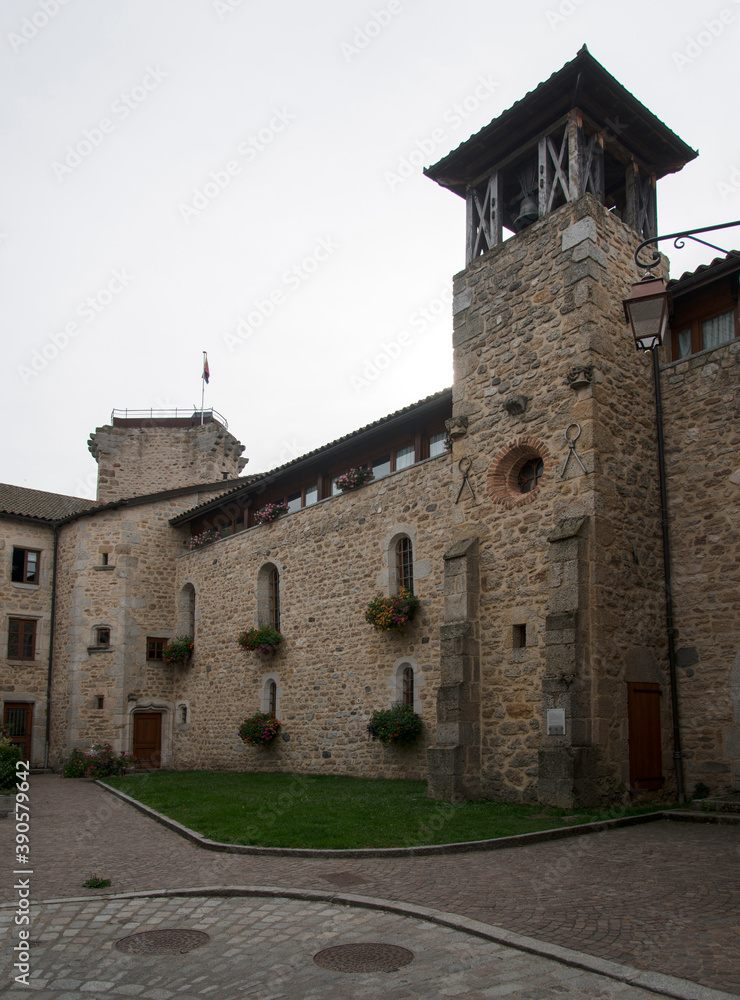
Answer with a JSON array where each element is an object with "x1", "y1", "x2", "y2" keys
[
  {"x1": 0, "y1": 894, "x2": 680, "y2": 1000},
  {"x1": 1, "y1": 777, "x2": 739, "y2": 995}
]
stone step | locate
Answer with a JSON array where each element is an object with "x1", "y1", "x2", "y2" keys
[{"x1": 690, "y1": 797, "x2": 740, "y2": 814}]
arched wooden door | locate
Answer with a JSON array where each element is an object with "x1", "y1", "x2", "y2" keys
[{"x1": 132, "y1": 712, "x2": 162, "y2": 769}]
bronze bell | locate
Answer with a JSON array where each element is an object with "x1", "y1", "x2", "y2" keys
[{"x1": 514, "y1": 194, "x2": 539, "y2": 230}]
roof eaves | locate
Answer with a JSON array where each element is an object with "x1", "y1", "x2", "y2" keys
[
  {"x1": 668, "y1": 250, "x2": 740, "y2": 294},
  {"x1": 171, "y1": 387, "x2": 453, "y2": 525}
]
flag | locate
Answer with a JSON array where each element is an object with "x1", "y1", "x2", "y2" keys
[{"x1": 202, "y1": 353, "x2": 210, "y2": 384}]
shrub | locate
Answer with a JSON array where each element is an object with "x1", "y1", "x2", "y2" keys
[
  {"x1": 367, "y1": 704, "x2": 422, "y2": 745},
  {"x1": 62, "y1": 748, "x2": 90, "y2": 779},
  {"x1": 239, "y1": 712, "x2": 280, "y2": 746},
  {"x1": 238, "y1": 626, "x2": 283, "y2": 654},
  {"x1": 0, "y1": 738, "x2": 23, "y2": 793},
  {"x1": 162, "y1": 636, "x2": 193, "y2": 665},
  {"x1": 334, "y1": 466, "x2": 374, "y2": 492},
  {"x1": 364, "y1": 588, "x2": 420, "y2": 633},
  {"x1": 63, "y1": 744, "x2": 135, "y2": 779}
]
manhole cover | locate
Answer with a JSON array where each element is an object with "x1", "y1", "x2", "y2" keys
[
  {"x1": 313, "y1": 943, "x2": 414, "y2": 972},
  {"x1": 115, "y1": 929, "x2": 211, "y2": 955}
]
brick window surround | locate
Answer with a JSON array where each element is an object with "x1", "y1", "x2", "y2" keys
[{"x1": 486, "y1": 437, "x2": 555, "y2": 508}]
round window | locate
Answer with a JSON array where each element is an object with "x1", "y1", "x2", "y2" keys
[{"x1": 517, "y1": 458, "x2": 544, "y2": 494}]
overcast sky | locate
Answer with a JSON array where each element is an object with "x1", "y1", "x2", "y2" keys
[{"x1": 3, "y1": 0, "x2": 738, "y2": 498}]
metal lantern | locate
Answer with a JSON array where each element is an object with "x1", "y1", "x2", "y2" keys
[{"x1": 622, "y1": 275, "x2": 669, "y2": 351}]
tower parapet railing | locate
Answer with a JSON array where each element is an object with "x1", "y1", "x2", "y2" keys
[{"x1": 110, "y1": 407, "x2": 228, "y2": 429}]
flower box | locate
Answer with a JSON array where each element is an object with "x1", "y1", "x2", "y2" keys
[
  {"x1": 367, "y1": 704, "x2": 422, "y2": 745},
  {"x1": 162, "y1": 636, "x2": 193, "y2": 665},
  {"x1": 189, "y1": 528, "x2": 220, "y2": 550},
  {"x1": 238, "y1": 626, "x2": 283, "y2": 654},
  {"x1": 334, "y1": 467, "x2": 374, "y2": 492},
  {"x1": 239, "y1": 712, "x2": 280, "y2": 746},
  {"x1": 364, "y1": 589, "x2": 420, "y2": 634},
  {"x1": 254, "y1": 502, "x2": 289, "y2": 525}
]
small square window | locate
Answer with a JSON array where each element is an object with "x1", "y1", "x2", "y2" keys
[
  {"x1": 101, "y1": 553, "x2": 109, "y2": 566},
  {"x1": 95, "y1": 696, "x2": 104, "y2": 710},
  {"x1": 372, "y1": 455, "x2": 391, "y2": 479},
  {"x1": 147, "y1": 637, "x2": 166, "y2": 661},
  {"x1": 8, "y1": 619, "x2": 36, "y2": 660},
  {"x1": 513, "y1": 624, "x2": 527, "y2": 648},
  {"x1": 702, "y1": 309, "x2": 734, "y2": 351},
  {"x1": 11, "y1": 548, "x2": 40, "y2": 585},
  {"x1": 677, "y1": 328, "x2": 692, "y2": 359},
  {"x1": 395, "y1": 445, "x2": 415, "y2": 470},
  {"x1": 429, "y1": 433, "x2": 446, "y2": 457},
  {"x1": 96, "y1": 628, "x2": 111, "y2": 647}
]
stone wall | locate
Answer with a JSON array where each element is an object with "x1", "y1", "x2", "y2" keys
[
  {"x1": 88, "y1": 419, "x2": 247, "y2": 502},
  {"x1": 661, "y1": 340, "x2": 740, "y2": 792},
  {"x1": 48, "y1": 493, "x2": 209, "y2": 766},
  {"x1": 445, "y1": 195, "x2": 670, "y2": 805},
  {"x1": 0, "y1": 519, "x2": 55, "y2": 767},
  {"x1": 168, "y1": 455, "x2": 454, "y2": 779}
]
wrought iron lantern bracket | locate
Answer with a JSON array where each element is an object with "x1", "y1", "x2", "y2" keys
[{"x1": 634, "y1": 220, "x2": 740, "y2": 273}]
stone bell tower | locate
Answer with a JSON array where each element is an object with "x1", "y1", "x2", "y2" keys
[{"x1": 424, "y1": 48, "x2": 697, "y2": 806}]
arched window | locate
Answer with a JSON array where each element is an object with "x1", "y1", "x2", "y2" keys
[
  {"x1": 260, "y1": 673, "x2": 280, "y2": 716},
  {"x1": 391, "y1": 658, "x2": 421, "y2": 713},
  {"x1": 269, "y1": 568, "x2": 280, "y2": 630},
  {"x1": 402, "y1": 666, "x2": 414, "y2": 707},
  {"x1": 396, "y1": 537, "x2": 414, "y2": 594},
  {"x1": 257, "y1": 564, "x2": 281, "y2": 630}
]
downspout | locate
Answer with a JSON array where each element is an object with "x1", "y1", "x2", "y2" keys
[
  {"x1": 44, "y1": 524, "x2": 59, "y2": 770},
  {"x1": 652, "y1": 347, "x2": 685, "y2": 803}
]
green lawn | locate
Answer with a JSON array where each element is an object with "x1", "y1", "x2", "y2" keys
[{"x1": 101, "y1": 771, "x2": 671, "y2": 849}]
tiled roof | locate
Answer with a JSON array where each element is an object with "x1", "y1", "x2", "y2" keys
[
  {"x1": 172, "y1": 387, "x2": 453, "y2": 524},
  {"x1": 0, "y1": 478, "x2": 257, "y2": 524},
  {"x1": 0, "y1": 483, "x2": 98, "y2": 522},
  {"x1": 668, "y1": 250, "x2": 740, "y2": 289},
  {"x1": 425, "y1": 46, "x2": 697, "y2": 198}
]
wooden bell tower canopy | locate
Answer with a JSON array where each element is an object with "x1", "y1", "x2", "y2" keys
[{"x1": 424, "y1": 46, "x2": 698, "y2": 264}]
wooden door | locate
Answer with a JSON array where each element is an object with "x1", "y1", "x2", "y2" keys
[
  {"x1": 627, "y1": 682, "x2": 664, "y2": 791},
  {"x1": 132, "y1": 712, "x2": 162, "y2": 769},
  {"x1": 3, "y1": 703, "x2": 33, "y2": 761}
]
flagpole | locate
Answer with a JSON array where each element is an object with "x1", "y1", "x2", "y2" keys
[{"x1": 201, "y1": 351, "x2": 206, "y2": 425}]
